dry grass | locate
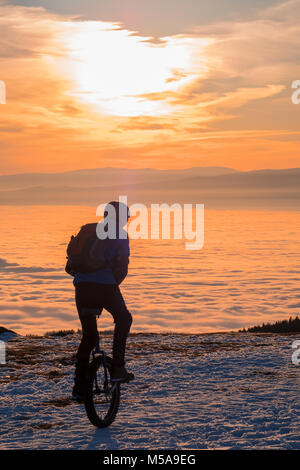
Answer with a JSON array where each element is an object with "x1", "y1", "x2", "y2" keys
[
  {"x1": 6, "y1": 343, "x2": 51, "y2": 365},
  {"x1": 5, "y1": 340, "x2": 77, "y2": 369},
  {"x1": 31, "y1": 422, "x2": 64, "y2": 430},
  {"x1": 44, "y1": 330, "x2": 75, "y2": 338},
  {"x1": 127, "y1": 339, "x2": 249, "y2": 357},
  {"x1": 41, "y1": 397, "x2": 73, "y2": 408},
  {"x1": 46, "y1": 369, "x2": 65, "y2": 380},
  {"x1": 0, "y1": 374, "x2": 20, "y2": 384}
]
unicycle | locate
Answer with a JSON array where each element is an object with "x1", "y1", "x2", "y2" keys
[{"x1": 84, "y1": 340, "x2": 121, "y2": 428}]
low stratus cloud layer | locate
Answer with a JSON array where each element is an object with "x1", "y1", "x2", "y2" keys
[
  {"x1": 0, "y1": 0, "x2": 299, "y2": 172},
  {"x1": 0, "y1": 206, "x2": 299, "y2": 334}
]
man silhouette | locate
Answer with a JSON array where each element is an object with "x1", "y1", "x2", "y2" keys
[{"x1": 72, "y1": 201, "x2": 134, "y2": 402}]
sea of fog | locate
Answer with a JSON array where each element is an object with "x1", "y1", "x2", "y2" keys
[{"x1": 0, "y1": 206, "x2": 299, "y2": 335}]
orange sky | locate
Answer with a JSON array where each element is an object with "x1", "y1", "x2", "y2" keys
[{"x1": 0, "y1": 0, "x2": 300, "y2": 174}]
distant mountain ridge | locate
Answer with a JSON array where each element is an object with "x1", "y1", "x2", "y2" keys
[
  {"x1": 0, "y1": 166, "x2": 238, "y2": 190},
  {"x1": 0, "y1": 166, "x2": 299, "y2": 209}
]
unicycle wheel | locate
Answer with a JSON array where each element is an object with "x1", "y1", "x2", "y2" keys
[{"x1": 84, "y1": 355, "x2": 120, "y2": 428}]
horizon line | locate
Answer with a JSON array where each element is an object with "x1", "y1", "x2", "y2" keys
[{"x1": 1, "y1": 165, "x2": 300, "y2": 178}]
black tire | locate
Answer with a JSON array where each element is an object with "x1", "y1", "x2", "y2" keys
[{"x1": 84, "y1": 355, "x2": 121, "y2": 428}]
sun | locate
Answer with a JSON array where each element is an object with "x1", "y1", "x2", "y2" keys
[{"x1": 61, "y1": 22, "x2": 211, "y2": 117}]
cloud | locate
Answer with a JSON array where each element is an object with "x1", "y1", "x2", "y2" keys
[
  {"x1": 0, "y1": 258, "x2": 18, "y2": 268},
  {"x1": 0, "y1": 126, "x2": 23, "y2": 133},
  {"x1": 193, "y1": 1, "x2": 300, "y2": 85},
  {"x1": 0, "y1": 257, "x2": 61, "y2": 273},
  {"x1": 0, "y1": 1, "x2": 299, "y2": 172},
  {"x1": 3, "y1": 0, "x2": 285, "y2": 37},
  {"x1": 0, "y1": 2, "x2": 66, "y2": 59}
]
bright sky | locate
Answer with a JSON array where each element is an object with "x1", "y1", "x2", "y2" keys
[{"x1": 0, "y1": 0, "x2": 300, "y2": 173}]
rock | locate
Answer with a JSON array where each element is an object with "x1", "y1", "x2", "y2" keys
[{"x1": 0, "y1": 326, "x2": 18, "y2": 342}]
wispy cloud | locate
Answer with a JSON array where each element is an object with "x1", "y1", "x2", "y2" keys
[{"x1": 0, "y1": 257, "x2": 60, "y2": 273}]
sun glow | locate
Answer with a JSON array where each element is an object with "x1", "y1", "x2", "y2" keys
[{"x1": 62, "y1": 22, "x2": 211, "y2": 117}]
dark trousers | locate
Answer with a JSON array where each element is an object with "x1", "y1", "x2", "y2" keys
[{"x1": 74, "y1": 282, "x2": 132, "y2": 389}]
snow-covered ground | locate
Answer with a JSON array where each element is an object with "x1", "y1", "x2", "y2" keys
[{"x1": 0, "y1": 331, "x2": 299, "y2": 449}]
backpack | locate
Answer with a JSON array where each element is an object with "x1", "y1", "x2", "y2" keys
[{"x1": 65, "y1": 223, "x2": 108, "y2": 276}]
